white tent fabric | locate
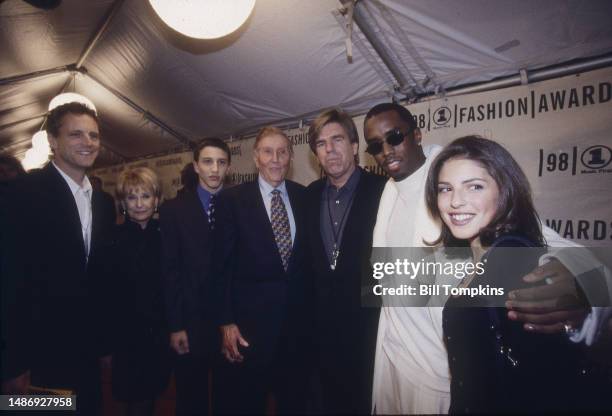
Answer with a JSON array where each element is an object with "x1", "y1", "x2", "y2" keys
[{"x1": 1, "y1": 0, "x2": 611, "y2": 166}]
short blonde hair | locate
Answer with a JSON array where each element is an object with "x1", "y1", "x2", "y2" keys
[
  {"x1": 116, "y1": 167, "x2": 161, "y2": 201},
  {"x1": 253, "y1": 126, "x2": 292, "y2": 153}
]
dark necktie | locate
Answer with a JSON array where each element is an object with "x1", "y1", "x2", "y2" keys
[
  {"x1": 270, "y1": 189, "x2": 292, "y2": 271},
  {"x1": 207, "y1": 194, "x2": 216, "y2": 230}
]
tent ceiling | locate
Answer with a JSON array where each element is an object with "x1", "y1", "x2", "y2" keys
[{"x1": 1, "y1": 0, "x2": 611, "y2": 167}]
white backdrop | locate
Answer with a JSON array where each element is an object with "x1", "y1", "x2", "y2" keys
[{"x1": 92, "y1": 67, "x2": 612, "y2": 246}]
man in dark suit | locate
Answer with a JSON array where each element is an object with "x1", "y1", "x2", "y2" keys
[
  {"x1": 159, "y1": 138, "x2": 231, "y2": 415},
  {"x1": 305, "y1": 108, "x2": 386, "y2": 414},
  {"x1": 0, "y1": 102, "x2": 115, "y2": 414},
  {"x1": 213, "y1": 126, "x2": 310, "y2": 414}
]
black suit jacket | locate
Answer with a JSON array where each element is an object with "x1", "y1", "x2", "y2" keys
[
  {"x1": 1, "y1": 163, "x2": 114, "y2": 388},
  {"x1": 213, "y1": 179, "x2": 309, "y2": 369},
  {"x1": 304, "y1": 168, "x2": 386, "y2": 413},
  {"x1": 159, "y1": 189, "x2": 215, "y2": 341}
]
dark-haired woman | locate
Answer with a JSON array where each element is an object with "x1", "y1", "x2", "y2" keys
[
  {"x1": 424, "y1": 136, "x2": 592, "y2": 413},
  {"x1": 111, "y1": 167, "x2": 171, "y2": 416}
]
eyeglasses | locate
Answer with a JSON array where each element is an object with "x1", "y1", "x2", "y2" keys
[{"x1": 365, "y1": 128, "x2": 411, "y2": 155}]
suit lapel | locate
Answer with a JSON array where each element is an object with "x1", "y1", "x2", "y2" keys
[
  {"x1": 286, "y1": 181, "x2": 300, "y2": 246},
  {"x1": 248, "y1": 180, "x2": 277, "y2": 242},
  {"x1": 90, "y1": 190, "x2": 101, "y2": 255},
  {"x1": 44, "y1": 165, "x2": 88, "y2": 264},
  {"x1": 248, "y1": 181, "x2": 287, "y2": 272},
  {"x1": 185, "y1": 188, "x2": 210, "y2": 233},
  {"x1": 336, "y1": 170, "x2": 367, "y2": 266},
  {"x1": 310, "y1": 180, "x2": 330, "y2": 271}
]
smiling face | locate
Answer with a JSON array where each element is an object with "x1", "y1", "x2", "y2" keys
[
  {"x1": 193, "y1": 145, "x2": 230, "y2": 192},
  {"x1": 123, "y1": 186, "x2": 158, "y2": 229},
  {"x1": 314, "y1": 122, "x2": 357, "y2": 187},
  {"x1": 437, "y1": 158, "x2": 500, "y2": 250},
  {"x1": 364, "y1": 109, "x2": 424, "y2": 181},
  {"x1": 48, "y1": 113, "x2": 100, "y2": 183},
  {"x1": 254, "y1": 133, "x2": 291, "y2": 187}
]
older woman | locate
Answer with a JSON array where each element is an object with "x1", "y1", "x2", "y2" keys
[
  {"x1": 111, "y1": 167, "x2": 170, "y2": 416},
  {"x1": 424, "y1": 136, "x2": 593, "y2": 413}
]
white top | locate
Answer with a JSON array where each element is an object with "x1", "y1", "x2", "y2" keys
[
  {"x1": 52, "y1": 162, "x2": 92, "y2": 257},
  {"x1": 371, "y1": 145, "x2": 451, "y2": 414}
]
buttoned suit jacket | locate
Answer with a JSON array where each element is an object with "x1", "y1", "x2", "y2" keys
[
  {"x1": 159, "y1": 188, "x2": 217, "y2": 355},
  {"x1": 1, "y1": 163, "x2": 114, "y2": 389},
  {"x1": 213, "y1": 179, "x2": 310, "y2": 370}
]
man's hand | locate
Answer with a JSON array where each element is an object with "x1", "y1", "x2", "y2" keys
[
  {"x1": 220, "y1": 324, "x2": 249, "y2": 363},
  {"x1": 1, "y1": 371, "x2": 30, "y2": 395},
  {"x1": 170, "y1": 330, "x2": 190, "y2": 355},
  {"x1": 506, "y1": 258, "x2": 589, "y2": 334}
]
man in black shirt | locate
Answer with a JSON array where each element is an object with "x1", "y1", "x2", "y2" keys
[{"x1": 305, "y1": 108, "x2": 386, "y2": 414}]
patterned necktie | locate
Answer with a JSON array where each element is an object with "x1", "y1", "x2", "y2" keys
[
  {"x1": 207, "y1": 194, "x2": 216, "y2": 230},
  {"x1": 270, "y1": 189, "x2": 292, "y2": 271}
]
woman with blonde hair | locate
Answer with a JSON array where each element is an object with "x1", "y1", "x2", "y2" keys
[{"x1": 110, "y1": 167, "x2": 170, "y2": 416}]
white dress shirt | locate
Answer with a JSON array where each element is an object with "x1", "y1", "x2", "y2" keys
[{"x1": 52, "y1": 162, "x2": 93, "y2": 257}]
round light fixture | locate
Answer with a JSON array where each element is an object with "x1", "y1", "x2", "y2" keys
[
  {"x1": 149, "y1": 0, "x2": 256, "y2": 39},
  {"x1": 22, "y1": 146, "x2": 50, "y2": 171},
  {"x1": 31, "y1": 131, "x2": 51, "y2": 155},
  {"x1": 48, "y1": 92, "x2": 97, "y2": 113}
]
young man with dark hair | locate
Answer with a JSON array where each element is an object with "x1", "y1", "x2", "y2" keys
[
  {"x1": 0, "y1": 101, "x2": 115, "y2": 415},
  {"x1": 305, "y1": 108, "x2": 386, "y2": 414},
  {"x1": 159, "y1": 137, "x2": 230, "y2": 415}
]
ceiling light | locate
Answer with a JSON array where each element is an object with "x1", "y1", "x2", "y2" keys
[
  {"x1": 48, "y1": 92, "x2": 97, "y2": 113},
  {"x1": 22, "y1": 147, "x2": 50, "y2": 171},
  {"x1": 149, "y1": 0, "x2": 256, "y2": 39},
  {"x1": 31, "y1": 131, "x2": 51, "y2": 155}
]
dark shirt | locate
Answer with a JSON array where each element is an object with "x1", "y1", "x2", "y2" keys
[{"x1": 320, "y1": 167, "x2": 361, "y2": 266}]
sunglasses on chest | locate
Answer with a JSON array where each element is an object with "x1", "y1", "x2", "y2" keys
[{"x1": 365, "y1": 128, "x2": 411, "y2": 155}]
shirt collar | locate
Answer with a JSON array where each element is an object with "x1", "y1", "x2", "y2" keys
[
  {"x1": 324, "y1": 165, "x2": 361, "y2": 193},
  {"x1": 258, "y1": 174, "x2": 287, "y2": 197},
  {"x1": 52, "y1": 161, "x2": 92, "y2": 196}
]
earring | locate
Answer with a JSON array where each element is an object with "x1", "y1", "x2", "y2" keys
[
  {"x1": 155, "y1": 205, "x2": 159, "y2": 213},
  {"x1": 121, "y1": 207, "x2": 126, "y2": 216}
]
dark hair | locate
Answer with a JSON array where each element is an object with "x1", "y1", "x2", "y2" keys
[
  {"x1": 180, "y1": 162, "x2": 198, "y2": 190},
  {"x1": 193, "y1": 137, "x2": 231, "y2": 164},
  {"x1": 364, "y1": 102, "x2": 417, "y2": 131},
  {"x1": 89, "y1": 175, "x2": 102, "y2": 188},
  {"x1": 0, "y1": 154, "x2": 26, "y2": 181},
  {"x1": 308, "y1": 108, "x2": 359, "y2": 153},
  {"x1": 425, "y1": 135, "x2": 544, "y2": 247},
  {"x1": 46, "y1": 102, "x2": 98, "y2": 138}
]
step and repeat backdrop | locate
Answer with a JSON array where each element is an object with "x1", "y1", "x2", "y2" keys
[{"x1": 92, "y1": 67, "x2": 612, "y2": 246}]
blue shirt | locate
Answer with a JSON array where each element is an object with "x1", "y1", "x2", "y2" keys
[
  {"x1": 258, "y1": 174, "x2": 296, "y2": 243},
  {"x1": 196, "y1": 184, "x2": 220, "y2": 217}
]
